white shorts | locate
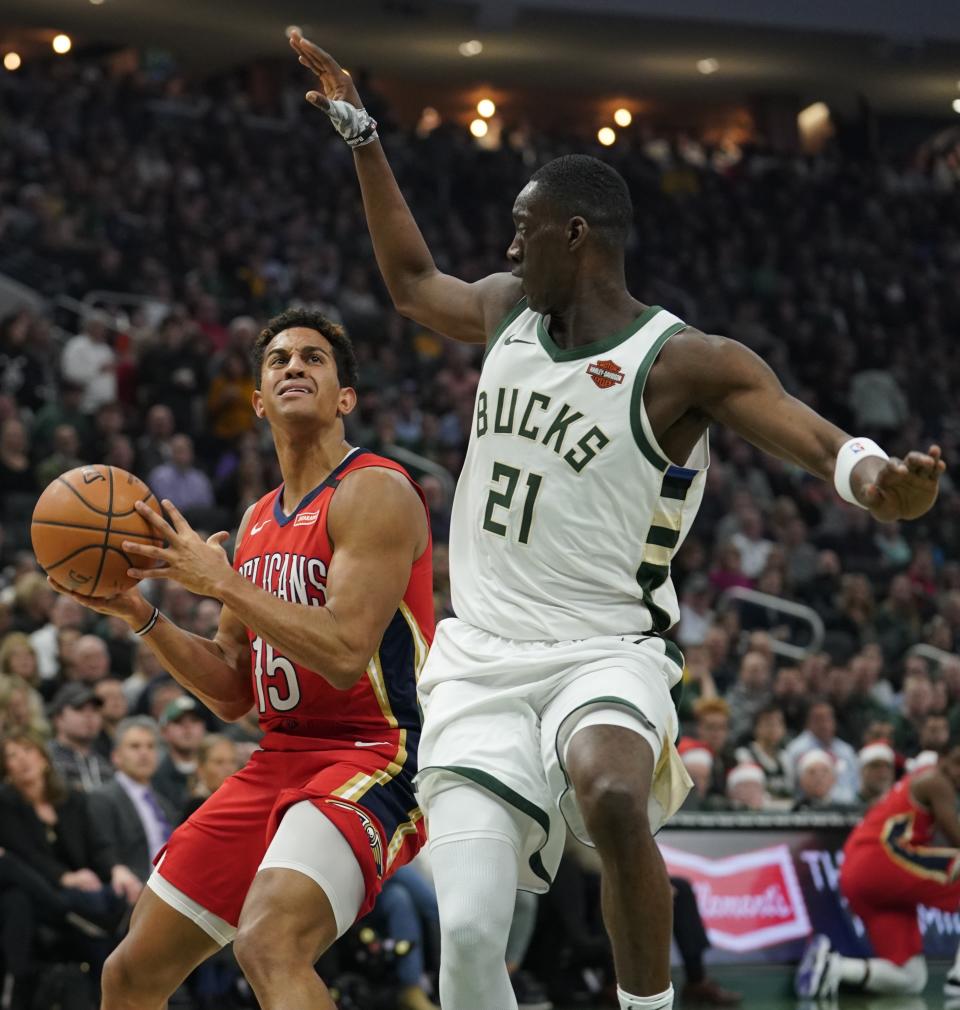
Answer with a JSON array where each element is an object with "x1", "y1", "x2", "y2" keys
[{"x1": 415, "y1": 618, "x2": 692, "y2": 893}]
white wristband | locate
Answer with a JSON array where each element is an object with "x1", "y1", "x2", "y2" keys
[
  {"x1": 834, "y1": 437, "x2": 888, "y2": 508},
  {"x1": 322, "y1": 99, "x2": 379, "y2": 148}
]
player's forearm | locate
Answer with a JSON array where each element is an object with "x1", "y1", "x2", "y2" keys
[
  {"x1": 140, "y1": 616, "x2": 252, "y2": 719},
  {"x1": 214, "y1": 568, "x2": 363, "y2": 689},
  {"x1": 353, "y1": 141, "x2": 438, "y2": 312}
]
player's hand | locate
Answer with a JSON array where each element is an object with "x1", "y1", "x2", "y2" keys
[
  {"x1": 860, "y1": 445, "x2": 945, "y2": 522},
  {"x1": 288, "y1": 30, "x2": 362, "y2": 111},
  {"x1": 47, "y1": 578, "x2": 152, "y2": 628},
  {"x1": 122, "y1": 499, "x2": 233, "y2": 597}
]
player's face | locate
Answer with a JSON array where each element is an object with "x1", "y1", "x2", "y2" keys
[
  {"x1": 254, "y1": 328, "x2": 355, "y2": 427},
  {"x1": 507, "y1": 183, "x2": 574, "y2": 315}
]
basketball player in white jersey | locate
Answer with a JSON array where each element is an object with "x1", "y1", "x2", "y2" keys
[{"x1": 291, "y1": 31, "x2": 945, "y2": 1010}]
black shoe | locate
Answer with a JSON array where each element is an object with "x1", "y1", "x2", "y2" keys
[{"x1": 510, "y1": 970, "x2": 554, "y2": 1010}]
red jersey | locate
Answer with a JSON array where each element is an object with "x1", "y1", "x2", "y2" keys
[
  {"x1": 845, "y1": 772, "x2": 937, "y2": 856},
  {"x1": 233, "y1": 448, "x2": 435, "y2": 745}
]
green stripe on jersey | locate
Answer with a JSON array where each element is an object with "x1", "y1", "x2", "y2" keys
[
  {"x1": 646, "y1": 525, "x2": 681, "y2": 549},
  {"x1": 535, "y1": 304, "x2": 663, "y2": 363}
]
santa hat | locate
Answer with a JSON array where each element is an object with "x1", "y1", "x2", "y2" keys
[
  {"x1": 906, "y1": 750, "x2": 939, "y2": 774},
  {"x1": 678, "y1": 737, "x2": 713, "y2": 771},
  {"x1": 797, "y1": 748, "x2": 834, "y2": 776},
  {"x1": 726, "y1": 763, "x2": 766, "y2": 793},
  {"x1": 858, "y1": 741, "x2": 895, "y2": 767}
]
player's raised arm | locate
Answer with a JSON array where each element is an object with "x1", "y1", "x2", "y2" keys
[
  {"x1": 659, "y1": 327, "x2": 945, "y2": 523},
  {"x1": 289, "y1": 31, "x2": 521, "y2": 344}
]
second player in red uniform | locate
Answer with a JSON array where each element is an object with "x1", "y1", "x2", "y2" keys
[
  {"x1": 796, "y1": 741, "x2": 960, "y2": 999},
  {"x1": 52, "y1": 308, "x2": 434, "y2": 1010}
]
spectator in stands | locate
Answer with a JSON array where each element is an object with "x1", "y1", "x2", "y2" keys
[
  {"x1": 824, "y1": 662, "x2": 888, "y2": 750},
  {"x1": 48, "y1": 684, "x2": 114, "y2": 793},
  {"x1": 10, "y1": 572, "x2": 54, "y2": 636},
  {"x1": 735, "y1": 704, "x2": 792, "y2": 800},
  {"x1": 856, "y1": 741, "x2": 896, "y2": 808},
  {"x1": 147, "y1": 433, "x2": 215, "y2": 516},
  {"x1": 181, "y1": 733, "x2": 240, "y2": 820},
  {"x1": 59, "y1": 311, "x2": 116, "y2": 415},
  {"x1": 93, "y1": 677, "x2": 129, "y2": 759},
  {"x1": 136, "y1": 403, "x2": 175, "y2": 476},
  {"x1": 784, "y1": 699, "x2": 859, "y2": 804},
  {"x1": 206, "y1": 347, "x2": 257, "y2": 449},
  {"x1": 874, "y1": 574, "x2": 923, "y2": 663},
  {"x1": 67, "y1": 634, "x2": 111, "y2": 686},
  {"x1": 708, "y1": 541, "x2": 752, "y2": 593},
  {"x1": 0, "y1": 730, "x2": 130, "y2": 1006},
  {"x1": 678, "y1": 739, "x2": 714, "y2": 810},
  {"x1": 0, "y1": 673, "x2": 49, "y2": 738},
  {"x1": 89, "y1": 717, "x2": 176, "y2": 887},
  {"x1": 29, "y1": 594, "x2": 86, "y2": 683},
  {"x1": 793, "y1": 749, "x2": 846, "y2": 811},
  {"x1": 0, "y1": 631, "x2": 41, "y2": 688},
  {"x1": 893, "y1": 671, "x2": 935, "y2": 755},
  {"x1": 676, "y1": 573, "x2": 714, "y2": 647},
  {"x1": 726, "y1": 762, "x2": 772, "y2": 811},
  {"x1": 693, "y1": 697, "x2": 736, "y2": 799},
  {"x1": 725, "y1": 650, "x2": 773, "y2": 744},
  {"x1": 917, "y1": 711, "x2": 950, "y2": 755},
  {"x1": 730, "y1": 507, "x2": 773, "y2": 580},
  {"x1": 137, "y1": 316, "x2": 208, "y2": 432},
  {"x1": 30, "y1": 380, "x2": 90, "y2": 458},
  {"x1": 35, "y1": 423, "x2": 84, "y2": 491},
  {"x1": 152, "y1": 696, "x2": 206, "y2": 814}
]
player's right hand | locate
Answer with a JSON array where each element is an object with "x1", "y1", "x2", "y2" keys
[
  {"x1": 288, "y1": 30, "x2": 362, "y2": 111},
  {"x1": 47, "y1": 576, "x2": 152, "y2": 628}
]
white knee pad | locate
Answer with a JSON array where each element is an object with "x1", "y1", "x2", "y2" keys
[{"x1": 259, "y1": 801, "x2": 365, "y2": 938}]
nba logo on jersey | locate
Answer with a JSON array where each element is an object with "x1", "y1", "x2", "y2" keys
[
  {"x1": 293, "y1": 509, "x2": 320, "y2": 527},
  {"x1": 586, "y1": 359, "x2": 625, "y2": 389}
]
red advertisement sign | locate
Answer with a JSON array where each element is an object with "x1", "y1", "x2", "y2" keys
[{"x1": 659, "y1": 842, "x2": 812, "y2": 952}]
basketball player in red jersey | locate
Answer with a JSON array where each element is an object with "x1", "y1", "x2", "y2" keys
[
  {"x1": 49, "y1": 308, "x2": 434, "y2": 1010},
  {"x1": 797, "y1": 741, "x2": 960, "y2": 999}
]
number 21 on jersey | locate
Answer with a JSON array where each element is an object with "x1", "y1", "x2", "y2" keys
[
  {"x1": 251, "y1": 636, "x2": 301, "y2": 712},
  {"x1": 482, "y1": 461, "x2": 543, "y2": 545}
]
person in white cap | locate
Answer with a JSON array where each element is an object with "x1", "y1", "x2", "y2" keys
[
  {"x1": 797, "y1": 739, "x2": 960, "y2": 1000},
  {"x1": 725, "y1": 763, "x2": 770, "y2": 811},
  {"x1": 792, "y1": 749, "x2": 843, "y2": 811},
  {"x1": 856, "y1": 741, "x2": 895, "y2": 807}
]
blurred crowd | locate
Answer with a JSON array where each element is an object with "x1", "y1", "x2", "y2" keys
[{"x1": 1, "y1": 51, "x2": 959, "y2": 1009}]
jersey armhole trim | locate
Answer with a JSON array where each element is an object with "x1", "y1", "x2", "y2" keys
[
  {"x1": 483, "y1": 297, "x2": 529, "y2": 364},
  {"x1": 629, "y1": 320, "x2": 688, "y2": 470},
  {"x1": 419, "y1": 763, "x2": 553, "y2": 885}
]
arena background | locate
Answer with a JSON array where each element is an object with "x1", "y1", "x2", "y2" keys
[{"x1": 1, "y1": 0, "x2": 960, "y2": 1007}]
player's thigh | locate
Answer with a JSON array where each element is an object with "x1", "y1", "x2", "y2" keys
[
  {"x1": 857, "y1": 905, "x2": 923, "y2": 965},
  {"x1": 235, "y1": 801, "x2": 366, "y2": 968},
  {"x1": 104, "y1": 886, "x2": 221, "y2": 996}
]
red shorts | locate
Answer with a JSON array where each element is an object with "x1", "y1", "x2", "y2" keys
[
  {"x1": 841, "y1": 842, "x2": 960, "y2": 964},
  {"x1": 155, "y1": 732, "x2": 425, "y2": 928}
]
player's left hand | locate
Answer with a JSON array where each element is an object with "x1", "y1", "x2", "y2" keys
[
  {"x1": 122, "y1": 499, "x2": 233, "y2": 597},
  {"x1": 860, "y1": 445, "x2": 946, "y2": 522}
]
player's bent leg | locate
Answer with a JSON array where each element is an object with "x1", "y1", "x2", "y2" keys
[
  {"x1": 100, "y1": 885, "x2": 223, "y2": 1010},
  {"x1": 565, "y1": 724, "x2": 674, "y2": 1008},
  {"x1": 233, "y1": 801, "x2": 365, "y2": 1010},
  {"x1": 427, "y1": 784, "x2": 527, "y2": 1010}
]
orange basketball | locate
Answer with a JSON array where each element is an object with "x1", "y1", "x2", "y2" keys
[{"x1": 31, "y1": 465, "x2": 164, "y2": 598}]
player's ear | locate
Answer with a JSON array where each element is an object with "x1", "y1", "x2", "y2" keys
[
  {"x1": 252, "y1": 389, "x2": 266, "y2": 420},
  {"x1": 337, "y1": 386, "x2": 358, "y2": 418},
  {"x1": 568, "y1": 216, "x2": 589, "y2": 251}
]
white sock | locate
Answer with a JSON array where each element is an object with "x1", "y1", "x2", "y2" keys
[
  {"x1": 617, "y1": 983, "x2": 674, "y2": 1009},
  {"x1": 837, "y1": 955, "x2": 927, "y2": 995}
]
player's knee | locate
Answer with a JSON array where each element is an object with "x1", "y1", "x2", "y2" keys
[
  {"x1": 234, "y1": 921, "x2": 314, "y2": 986},
  {"x1": 101, "y1": 944, "x2": 140, "y2": 1003},
  {"x1": 577, "y1": 772, "x2": 650, "y2": 845},
  {"x1": 441, "y1": 905, "x2": 509, "y2": 969}
]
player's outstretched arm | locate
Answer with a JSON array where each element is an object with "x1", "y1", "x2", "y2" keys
[
  {"x1": 289, "y1": 31, "x2": 521, "y2": 344},
  {"x1": 662, "y1": 329, "x2": 945, "y2": 522}
]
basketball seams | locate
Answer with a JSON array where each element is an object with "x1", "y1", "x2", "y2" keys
[
  {"x1": 55, "y1": 472, "x2": 112, "y2": 516},
  {"x1": 32, "y1": 518, "x2": 165, "y2": 542},
  {"x1": 90, "y1": 467, "x2": 114, "y2": 597},
  {"x1": 41, "y1": 542, "x2": 109, "y2": 573}
]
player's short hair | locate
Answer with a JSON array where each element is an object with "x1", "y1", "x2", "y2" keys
[
  {"x1": 253, "y1": 308, "x2": 359, "y2": 390},
  {"x1": 528, "y1": 155, "x2": 633, "y2": 247}
]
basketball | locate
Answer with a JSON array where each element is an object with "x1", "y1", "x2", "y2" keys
[{"x1": 30, "y1": 465, "x2": 164, "y2": 598}]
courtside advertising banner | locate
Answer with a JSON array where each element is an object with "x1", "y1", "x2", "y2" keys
[{"x1": 658, "y1": 828, "x2": 960, "y2": 963}]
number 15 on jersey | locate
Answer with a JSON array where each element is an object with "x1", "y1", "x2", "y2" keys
[
  {"x1": 251, "y1": 636, "x2": 301, "y2": 712},
  {"x1": 482, "y1": 461, "x2": 543, "y2": 545}
]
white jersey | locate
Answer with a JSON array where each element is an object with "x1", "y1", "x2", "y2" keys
[{"x1": 449, "y1": 300, "x2": 708, "y2": 641}]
